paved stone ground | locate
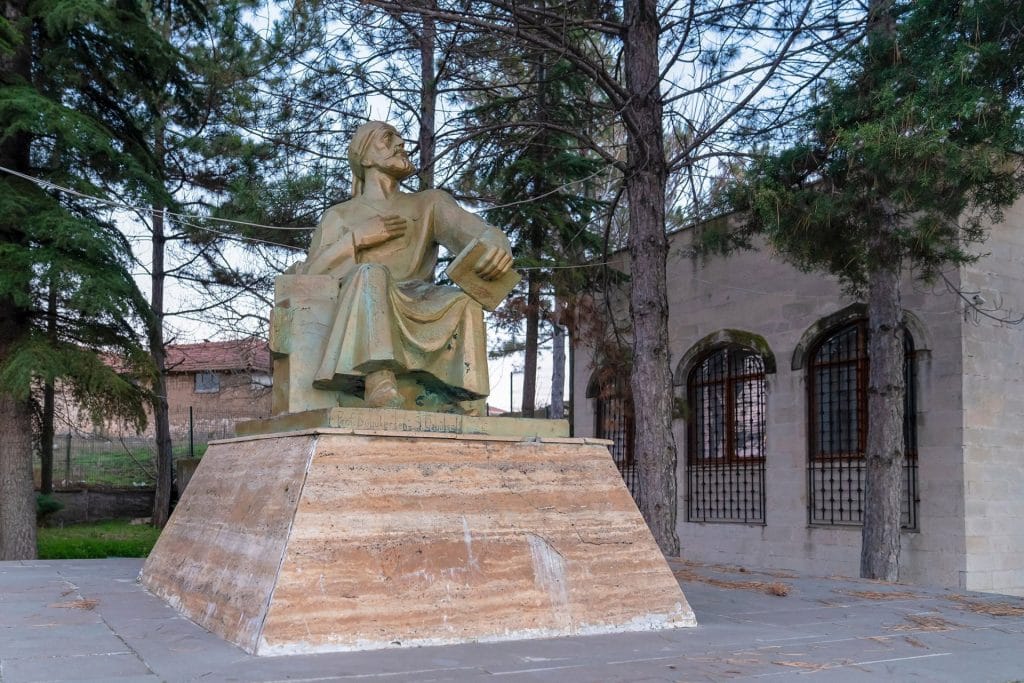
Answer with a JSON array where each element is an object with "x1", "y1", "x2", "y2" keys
[{"x1": 2, "y1": 557, "x2": 1023, "y2": 682}]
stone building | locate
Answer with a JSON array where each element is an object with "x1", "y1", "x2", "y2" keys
[{"x1": 572, "y1": 200, "x2": 1024, "y2": 596}]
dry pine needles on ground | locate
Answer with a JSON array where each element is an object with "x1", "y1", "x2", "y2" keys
[
  {"x1": 887, "y1": 613, "x2": 959, "y2": 632},
  {"x1": 945, "y1": 595, "x2": 1024, "y2": 617},
  {"x1": 673, "y1": 559, "x2": 798, "y2": 579},
  {"x1": 49, "y1": 599, "x2": 99, "y2": 610},
  {"x1": 673, "y1": 565, "x2": 791, "y2": 597},
  {"x1": 835, "y1": 589, "x2": 926, "y2": 601}
]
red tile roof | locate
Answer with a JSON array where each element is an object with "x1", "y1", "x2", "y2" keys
[{"x1": 164, "y1": 339, "x2": 270, "y2": 374}]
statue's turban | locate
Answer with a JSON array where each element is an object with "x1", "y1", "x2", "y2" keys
[{"x1": 348, "y1": 121, "x2": 390, "y2": 195}]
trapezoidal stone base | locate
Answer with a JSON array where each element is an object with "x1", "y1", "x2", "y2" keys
[{"x1": 140, "y1": 428, "x2": 696, "y2": 655}]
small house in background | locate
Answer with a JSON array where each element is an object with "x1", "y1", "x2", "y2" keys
[
  {"x1": 41, "y1": 338, "x2": 273, "y2": 493},
  {"x1": 162, "y1": 338, "x2": 272, "y2": 440},
  {"x1": 52, "y1": 338, "x2": 273, "y2": 441}
]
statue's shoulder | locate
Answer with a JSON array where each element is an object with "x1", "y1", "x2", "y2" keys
[
  {"x1": 321, "y1": 198, "x2": 359, "y2": 219},
  {"x1": 414, "y1": 188, "x2": 459, "y2": 208},
  {"x1": 315, "y1": 199, "x2": 361, "y2": 231}
]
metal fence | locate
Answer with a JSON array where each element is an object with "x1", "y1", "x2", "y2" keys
[{"x1": 35, "y1": 408, "x2": 250, "y2": 489}]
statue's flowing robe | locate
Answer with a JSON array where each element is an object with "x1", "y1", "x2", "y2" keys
[{"x1": 299, "y1": 190, "x2": 509, "y2": 401}]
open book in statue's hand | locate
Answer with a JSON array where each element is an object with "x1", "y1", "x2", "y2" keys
[{"x1": 445, "y1": 238, "x2": 521, "y2": 311}]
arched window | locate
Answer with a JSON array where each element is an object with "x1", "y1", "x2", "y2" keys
[
  {"x1": 589, "y1": 371, "x2": 639, "y2": 502},
  {"x1": 686, "y1": 346, "x2": 766, "y2": 524},
  {"x1": 807, "y1": 320, "x2": 919, "y2": 528}
]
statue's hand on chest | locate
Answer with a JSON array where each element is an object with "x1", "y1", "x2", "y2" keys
[
  {"x1": 348, "y1": 198, "x2": 421, "y2": 253},
  {"x1": 353, "y1": 213, "x2": 408, "y2": 251}
]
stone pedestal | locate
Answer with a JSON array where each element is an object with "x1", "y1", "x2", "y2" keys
[
  {"x1": 235, "y1": 406, "x2": 570, "y2": 439},
  {"x1": 140, "y1": 424, "x2": 696, "y2": 655}
]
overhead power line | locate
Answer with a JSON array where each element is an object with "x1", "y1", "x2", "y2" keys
[
  {"x1": 0, "y1": 165, "x2": 617, "y2": 271},
  {"x1": 0, "y1": 165, "x2": 317, "y2": 232}
]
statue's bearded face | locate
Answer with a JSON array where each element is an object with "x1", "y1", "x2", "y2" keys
[{"x1": 365, "y1": 126, "x2": 415, "y2": 180}]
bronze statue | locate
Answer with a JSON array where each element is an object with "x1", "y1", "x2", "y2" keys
[{"x1": 292, "y1": 121, "x2": 515, "y2": 411}]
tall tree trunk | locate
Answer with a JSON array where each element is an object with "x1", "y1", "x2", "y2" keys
[
  {"x1": 861, "y1": 207, "x2": 905, "y2": 580},
  {"x1": 40, "y1": 381, "x2": 54, "y2": 494},
  {"x1": 148, "y1": 16, "x2": 175, "y2": 528},
  {"x1": 417, "y1": 10, "x2": 436, "y2": 190},
  {"x1": 150, "y1": 204, "x2": 174, "y2": 528},
  {"x1": 520, "y1": 50, "x2": 550, "y2": 421},
  {"x1": 623, "y1": 0, "x2": 679, "y2": 555},
  {"x1": 521, "y1": 274, "x2": 540, "y2": 418},
  {"x1": 0, "y1": 0, "x2": 37, "y2": 559},
  {"x1": 859, "y1": 0, "x2": 903, "y2": 581},
  {"x1": 40, "y1": 284, "x2": 57, "y2": 495},
  {"x1": 567, "y1": 325, "x2": 575, "y2": 435},
  {"x1": 550, "y1": 305, "x2": 565, "y2": 419},
  {"x1": 0, "y1": 387, "x2": 35, "y2": 559}
]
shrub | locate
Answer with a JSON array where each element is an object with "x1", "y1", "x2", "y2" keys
[{"x1": 36, "y1": 493, "x2": 64, "y2": 524}]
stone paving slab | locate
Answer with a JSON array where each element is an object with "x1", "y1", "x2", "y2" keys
[{"x1": 2, "y1": 558, "x2": 1024, "y2": 682}]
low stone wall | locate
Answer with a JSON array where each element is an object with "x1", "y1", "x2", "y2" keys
[{"x1": 48, "y1": 488, "x2": 154, "y2": 525}]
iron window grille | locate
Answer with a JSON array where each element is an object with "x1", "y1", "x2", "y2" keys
[
  {"x1": 594, "y1": 374, "x2": 641, "y2": 504},
  {"x1": 686, "y1": 347, "x2": 767, "y2": 524},
  {"x1": 807, "y1": 320, "x2": 919, "y2": 529}
]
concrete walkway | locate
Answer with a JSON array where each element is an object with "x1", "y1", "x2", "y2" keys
[{"x1": 2, "y1": 557, "x2": 1023, "y2": 682}]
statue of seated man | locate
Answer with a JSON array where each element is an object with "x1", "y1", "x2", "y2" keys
[{"x1": 292, "y1": 121, "x2": 514, "y2": 410}]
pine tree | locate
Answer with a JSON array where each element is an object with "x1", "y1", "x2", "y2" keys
[
  {"x1": 135, "y1": 0, "x2": 280, "y2": 528},
  {"x1": 0, "y1": 0, "x2": 185, "y2": 558},
  {"x1": 108, "y1": 2, "x2": 355, "y2": 527},
  {"x1": 458, "y1": 49, "x2": 606, "y2": 416},
  {"x1": 726, "y1": 0, "x2": 1024, "y2": 579}
]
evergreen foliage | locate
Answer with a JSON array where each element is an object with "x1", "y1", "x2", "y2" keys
[
  {"x1": 234, "y1": 0, "x2": 364, "y2": 234},
  {"x1": 0, "y1": 4, "x2": 176, "y2": 425},
  {"x1": 0, "y1": 0, "x2": 192, "y2": 558},
  {"x1": 723, "y1": 0, "x2": 1024, "y2": 579},
  {"x1": 140, "y1": 1, "x2": 314, "y2": 295},
  {"x1": 727, "y1": 0, "x2": 1024, "y2": 290},
  {"x1": 469, "y1": 54, "x2": 607, "y2": 414},
  {"x1": 35, "y1": 493, "x2": 63, "y2": 523},
  {"x1": 458, "y1": 53, "x2": 607, "y2": 336}
]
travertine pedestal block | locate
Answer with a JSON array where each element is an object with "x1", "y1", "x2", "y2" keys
[{"x1": 140, "y1": 428, "x2": 696, "y2": 655}]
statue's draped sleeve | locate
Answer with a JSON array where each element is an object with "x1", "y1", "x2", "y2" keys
[
  {"x1": 298, "y1": 206, "x2": 357, "y2": 276},
  {"x1": 429, "y1": 190, "x2": 512, "y2": 257}
]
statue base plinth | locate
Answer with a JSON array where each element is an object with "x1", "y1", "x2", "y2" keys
[
  {"x1": 140, "y1": 427, "x2": 695, "y2": 655},
  {"x1": 237, "y1": 406, "x2": 570, "y2": 439}
]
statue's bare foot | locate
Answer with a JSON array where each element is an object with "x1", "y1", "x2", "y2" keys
[{"x1": 365, "y1": 369, "x2": 404, "y2": 408}]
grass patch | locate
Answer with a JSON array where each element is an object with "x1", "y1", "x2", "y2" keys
[
  {"x1": 37, "y1": 520, "x2": 160, "y2": 559},
  {"x1": 36, "y1": 442, "x2": 208, "y2": 488}
]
